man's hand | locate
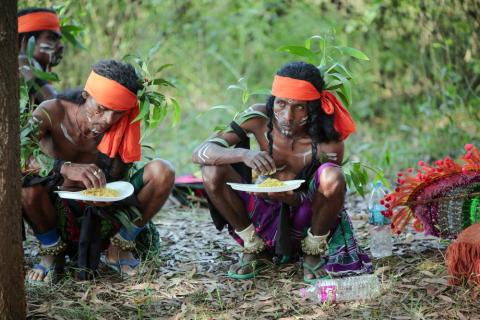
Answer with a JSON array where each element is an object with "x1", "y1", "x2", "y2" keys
[
  {"x1": 60, "y1": 163, "x2": 106, "y2": 189},
  {"x1": 243, "y1": 150, "x2": 276, "y2": 175},
  {"x1": 253, "y1": 190, "x2": 300, "y2": 206}
]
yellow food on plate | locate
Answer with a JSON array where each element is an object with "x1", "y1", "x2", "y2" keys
[
  {"x1": 257, "y1": 178, "x2": 285, "y2": 187},
  {"x1": 81, "y1": 187, "x2": 119, "y2": 197}
]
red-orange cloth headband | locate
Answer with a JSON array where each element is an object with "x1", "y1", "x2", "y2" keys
[
  {"x1": 18, "y1": 11, "x2": 61, "y2": 34},
  {"x1": 84, "y1": 71, "x2": 141, "y2": 163},
  {"x1": 272, "y1": 75, "x2": 356, "y2": 140}
]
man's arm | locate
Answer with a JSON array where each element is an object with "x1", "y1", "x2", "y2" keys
[
  {"x1": 31, "y1": 101, "x2": 55, "y2": 148},
  {"x1": 192, "y1": 117, "x2": 276, "y2": 174},
  {"x1": 32, "y1": 84, "x2": 57, "y2": 103}
]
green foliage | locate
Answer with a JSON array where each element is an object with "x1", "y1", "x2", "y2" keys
[
  {"x1": 20, "y1": 38, "x2": 61, "y2": 177},
  {"x1": 278, "y1": 33, "x2": 369, "y2": 107},
  {"x1": 123, "y1": 51, "x2": 181, "y2": 141}
]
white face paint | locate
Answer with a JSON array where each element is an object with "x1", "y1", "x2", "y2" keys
[
  {"x1": 39, "y1": 42, "x2": 55, "y2": 63},
  {"x1": 298, "y1": 116, "x2": 308, "y2": 126},
  {"x1": 280, "y1": 128, "x2": 293, "y2": 137}
]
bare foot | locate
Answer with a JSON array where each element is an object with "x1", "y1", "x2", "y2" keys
[
  {"x1": 303, "y1": 254, "x2": 328, "y2": 281},
  {"x1": 27, "y1": 254, "x2": 64, "y2": 282},
  {"x1": 106, "y1": 244, "x2": 139, "y2": 278}
]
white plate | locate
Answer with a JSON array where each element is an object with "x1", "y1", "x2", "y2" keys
[
  {"x1": 54, "y1": 181, "x2": 134, "y2": 202},
  {"x1": 227, "y1": 180, "x2": 305, "y2": 193}
]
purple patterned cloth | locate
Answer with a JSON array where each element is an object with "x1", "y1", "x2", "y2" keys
[{"x1": 229, "y1": 163, "x2": 372, "y2": 276}]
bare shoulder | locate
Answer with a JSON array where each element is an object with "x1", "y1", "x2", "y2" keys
[
  {"x1": 33, "y1": 99, "x2": 65, "y2": 119},
  {"x1": 249, "y1": 103, "x2": 267, "y2": 113},
  {"x1": 32, "y1": 99, "x2": 67, "y2": 132},
  {"x1": 237, "y1": 103, "x2": 268, "y2": 133}
]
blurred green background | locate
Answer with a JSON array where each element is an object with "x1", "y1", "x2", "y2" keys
[{"x1": 19, "y1": 0, "x2": 480, "y2": 179}]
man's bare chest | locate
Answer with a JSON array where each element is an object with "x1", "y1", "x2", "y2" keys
[
  {"x1": 43, "y1": 123, "x2": 100, "y2": 163},
  {"x1": 255, "y1": 131, "x2": 314, "y2": 178}
]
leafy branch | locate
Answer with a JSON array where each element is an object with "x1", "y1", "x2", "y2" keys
[
  {"x1": 277, "y1": 33, "x2": 369, "y2": 107},
  {"x1": 123, "y1": 48, "x2": 181, "y2": 141}
]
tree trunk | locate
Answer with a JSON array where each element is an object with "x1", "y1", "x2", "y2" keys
[{"x1": 0, "y1": 0, "x2": 26, "y2": 319}]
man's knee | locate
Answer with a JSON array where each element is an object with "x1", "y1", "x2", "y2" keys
[
  {"x1": 319, "y1": 166, "x2": 345, "y2": 198},
  {"x1": 201, "y1": 165, "x2": 227, "y2": 192},
  {"x1": 144, "y1": 159, "x2": 175, "y2": 189},
  {"x1": 22, "y1": 185, "x2": 49, "y2": 210}
]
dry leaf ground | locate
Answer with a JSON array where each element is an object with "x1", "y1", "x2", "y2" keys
[{"x1": 24, "y1": 196, "x2": 480, "y2": 320}]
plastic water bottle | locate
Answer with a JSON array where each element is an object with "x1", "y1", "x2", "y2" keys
[
  {"x1": 299, "y1": 274, "x2": 381, "y2": 303},
  {"x1": 368, "y1": 181, "x2": 393, "y2": 258}
]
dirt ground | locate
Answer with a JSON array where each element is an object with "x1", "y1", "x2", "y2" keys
[{"x1": 25, "y1": 196, "x2": 480, "y2": 319}]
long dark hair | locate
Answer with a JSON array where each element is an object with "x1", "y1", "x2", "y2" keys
[
  {"x1": 57, "y1": 60, "x2": 141, "y2": 104},
  {"x1": 266, "y1": 61, "x2": 340, "y2": 164}
]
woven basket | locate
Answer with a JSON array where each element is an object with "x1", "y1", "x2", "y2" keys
[{"x1": 435, "y1": 183, "x2": 480, "y2": 238}]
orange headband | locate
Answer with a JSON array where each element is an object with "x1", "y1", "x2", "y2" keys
[
  {"x1": 272, "y1": 75, "x2": 321, "y2": 101},
  {"x1": 271, "y1": 75, "x2": 356, "y2": 140},
  {"x1": 84, "y1": 71, "x2": 141, "y2": 163},
  {"x1": 18, "y1": 11, "x2": 61, "y2": 34}
]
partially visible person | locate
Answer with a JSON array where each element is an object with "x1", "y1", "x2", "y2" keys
[
  {"x1": 18, "y1": 7, "x2": 64, "y2": 104},
  {"x1": 22, "y1": 60, "x2": 174, "y2": 282}
]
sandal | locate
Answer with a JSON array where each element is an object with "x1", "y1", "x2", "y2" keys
[
  {"x1": 303, "y1": 260, "x2": 331, "y2": 284},
  {"x1": 102, "y1": 256, "x2": 140, "y2": 279},
  {"x1": 227, "y1": 255, "x2": 271, "y2": 280},
  {"x1": 27, "y1": 263, "x2": 60, "y2": 285}
]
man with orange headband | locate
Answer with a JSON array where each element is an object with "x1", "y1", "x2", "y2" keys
[
  {"x1": 193, "y1": 61, "x2": 371, "y2": 282},
  {"x1": 22, "y1": 60, "x2": 174, "y2": 282},
  {"x1": 18, "y1": 8, "x2": 64, "y2": 104}
]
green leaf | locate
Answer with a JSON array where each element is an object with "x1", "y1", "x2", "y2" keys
[
  {"x1": 170, "y1": 98, "x2": 181, "y2": 126},
  {"x1": 214, "y1": 125, "x2": 228, "y2": 132},
  {"x1": 330, "y1": 73, "x2": 352, "y2": 106},
  {"x1": 27, "y1": 36, "x2": 36, "y2": 61},
  {"x1": 133, "y1": 96, "x2": 150, "y2": 123},
  {"x1": 339, "y1": 79, "x2": 352, "y2": 106},
  {"x1": 150, "y1": 78, "x2": 175, "y2": 87},
  {"x1": 325, "y1": 79, "x2": 343, "y2": 90},
  {"x1": 32, "y1": 69, "x2": 60, "y2": 82},
  {"x1": 227, "y1": 84, "x2": 244, "y2": 91},
  {"x1": 242, "y1": 89, "x2": 249, "y2": 104},
  {"x1": 336, "y1": 90, "x2": 349, "y2": 108},
  {"x1": 60, "y1": 24, "x2": 82, "y2": 33},
  {"x1": 334, "y1": 46, "x2": 370, "y2": 61},
  {"x1": 304, "y1": 35, "x2": 323, "y2": 50},
  {"x1": 277, "y1": 45, "x2": 318, "y2": 64},
  {"x1": 326, "y1": 62, "x2": 353, "y2": 79},
  {"x1": 61, "y1": 29, "x2": 85, "y2": 49},
  {"x1": 149, "y1": 103, "x2": 163, "y2": 129},
  {"x1": 146, "y1": 91, "x2": 165, "y2": 105},
  {"x1": 156, "y1": 63, "x2": 173, "y2": 74}
]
